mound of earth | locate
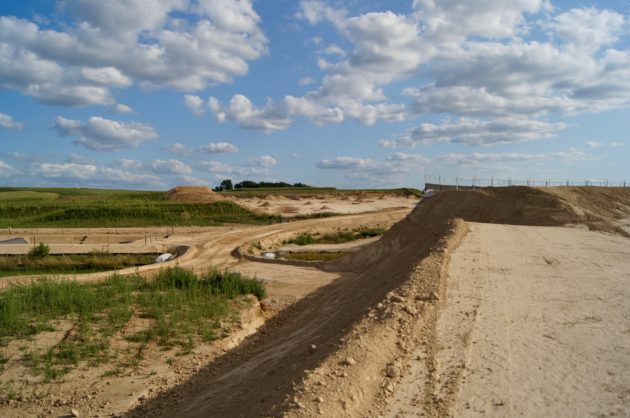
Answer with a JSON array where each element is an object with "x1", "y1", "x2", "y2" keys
[
  {"x1": 543, "y1": 186, "x2": 630, "y2": 234},
  {"x1": 131, "y1": 187, "x2": 629, "y2": 418},
  {"x1": 165, "y1": 186, "x2": 222, "y2": 204},
  {"x1": 336, "y1": 186, "x2": 629, "y2": 272}
]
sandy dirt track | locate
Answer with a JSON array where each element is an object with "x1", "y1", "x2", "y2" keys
[
  {"x1": 0, "y1": 208, "x2": 410, "y2": 418},
  {"x1": 4, "y1": 187, "x2": 630, "y2": 418},
  {"x1": 396, "y1": 223, "x2": 630, "y2": 417},
  {"x1": 0, "y1": 208, "x2": 408, "y2": 290}
]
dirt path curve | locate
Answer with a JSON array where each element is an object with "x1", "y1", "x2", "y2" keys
[
  {"x1": 0, "y1": 208, "x2": 409, "y2": 290},
  {"x1": 391, "y1": 223, "x2": 630, "y2": 417}
]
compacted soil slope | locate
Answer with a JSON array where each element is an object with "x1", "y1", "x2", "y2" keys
[
  {"x1": 127, "y1": 186, "x2": 630, "y2": 417},
  {"x1": 389, "y1": 223, "x2": 630, "y2": 417}
]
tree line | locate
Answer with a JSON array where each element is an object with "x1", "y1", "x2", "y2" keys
[{"x1": 214, "y1": 180, "x2": 311, "y2": 191}]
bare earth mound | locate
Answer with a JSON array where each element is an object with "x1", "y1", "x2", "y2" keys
[
  {"x1": 165, "y1": 186, "x2": 222, "y2": 203},
  {"x1": 127, "y1": 187, "x2": 630, "y2": 417},
  {"x1": 543, "y1": 186, "x2": 630, "y2": 235},
  {"x1": 13, "y1": 186, "x2": 623, "y2": 417}
]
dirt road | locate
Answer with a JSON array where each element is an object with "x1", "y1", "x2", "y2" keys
[
  {"x1": 0, "y1": 208, "x2": 408, "y2": 292},
  {"x1": 391, "y1": 223, "x2": 630, "y2": 417}
]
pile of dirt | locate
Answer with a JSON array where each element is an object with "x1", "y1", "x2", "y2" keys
[
  {"x1": 130, "y1": 187, "x2": 629, "y2": 417},
  {"x1": 543, "y1": 186, "x2": 630, "y2": 234},
  {"x1": 165, "y1": 186, "x2": 222, "y2": 204},
  {"x1": 130, "y1": 194, "x2": 468, "y2": 417},
  {"x1": 336, "y1": 186, "x2": 630, "y2": 272}
]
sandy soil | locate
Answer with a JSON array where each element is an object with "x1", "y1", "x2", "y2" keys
[
  {"x1": 233, "y1": 193, "x2": 419, "y2": 216},
  {"x1": 389, "y1": 223, "x2": 630, "y2": 417},
  {"x1": 3, "y1": 187, "x2": 630, "y2": 418},
  {"x1": 0, "y1": 206, "x2": 410, "y2": 417}
]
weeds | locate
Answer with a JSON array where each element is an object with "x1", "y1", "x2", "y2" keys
[
  {"x1": 0, "y1": 267, "x2": 265, "y2": 380},
  {"x1": 284, "y1": 227, "x2": 386, "y2": 246},
  {"x1": 28, "y1": 243, "x2": 50, "y2": 258}
]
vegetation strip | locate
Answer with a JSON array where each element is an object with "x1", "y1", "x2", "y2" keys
[
  {"x1": 0, "y1": 267, "x2": 265, "y2": 382},
  {"x1": 283, "y1": 227, "x2": 386, "y2": 246},
  {"x1": 0, "y1": 252, "x2": 156, "y2": 278},
  {"x1": 0, "y1": 188, "x2": 280, "y2": 228}
]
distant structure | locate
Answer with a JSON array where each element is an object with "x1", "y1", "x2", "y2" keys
[{"x1": 423, "y1": 183, "x2": 478, "y2": 192}]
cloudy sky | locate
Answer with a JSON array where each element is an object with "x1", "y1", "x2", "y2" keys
[{"x1": 0, "y1": 0, "x2": 628, "y2": 190}]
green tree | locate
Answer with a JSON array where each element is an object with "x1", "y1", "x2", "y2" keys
[{"x1": 218, "y1": 179, "x2": 233, "y2": 191}]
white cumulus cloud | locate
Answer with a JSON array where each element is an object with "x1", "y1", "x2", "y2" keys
[
  {"x1": 184, "y1": 94, "x2": 206, "y2": 115},
  {"x1": 248, "y1": 155, "x2": 277, "y2": 168},
  {"x1": 0, "y1": 112, "x2": 23, "y2": 130},
  {"x1": 385, "y1": 116, "x2": 567, "y2": 147},
  {"x1": 0, "y1": 160, "x2": 16, "y2": 177},
  {"x1": 32, "y1": 162, "x2": 162, "y2": 186},
  {"x1": 53, "y1": 116, "x2": 158, "y2": 151},
  {"x1": 149, "y1": 159, "x2": 192, "y2": 175},
  {"x1": 197, "y1": 142, "x2": 239, "y2": 154},
  {"x1": 0, "y1": 0, "x2": 268, "y2": 106}
]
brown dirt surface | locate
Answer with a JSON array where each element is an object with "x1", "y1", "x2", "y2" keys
[
  {"x1": 399, "y1": 222, "x2": 630, "y2": 417},
  {"x1": 129, "y1": 186, "x2": 630, "y2": 417},
  {"x1": 3, "y1": 186, "x2": 630, "y2": 417},
  {"x1": 233, "y1": 193, "x2": 418, "y2": 217},
  {"x1": 164, "y1": 185, "x2": 222, "y2": 203},
  {"x1": 543, "y1": 186, "x2": 630, "y2": 235}
]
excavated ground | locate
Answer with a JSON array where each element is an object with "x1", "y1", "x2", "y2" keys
[
  {"x1": 127, "y1": 186, "x2": 630, "y2": 417},
  {"x1": 2, "y1": 186, "x2": 629, "y2": 417}
]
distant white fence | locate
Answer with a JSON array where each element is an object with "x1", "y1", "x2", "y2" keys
[{"x1": 423, "y1": 174, "x2": 629, "y2": 190}]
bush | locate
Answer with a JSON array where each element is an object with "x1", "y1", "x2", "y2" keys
[{"x1": 28, "y1": 243, "x2": 50, "y2": 258}]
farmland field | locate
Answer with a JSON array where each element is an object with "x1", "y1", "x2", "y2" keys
[{"x1": 0, "y1": 187, "x2": 280, "y2": 228}]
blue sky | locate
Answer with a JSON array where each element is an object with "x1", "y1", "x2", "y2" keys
[{"x1": 0, "y1": 0, "x2": 628, "y2": 190}]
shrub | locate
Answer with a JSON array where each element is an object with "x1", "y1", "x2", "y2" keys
[{"x1": 28, "y1": 243, "x2": 50, "y2": 258}]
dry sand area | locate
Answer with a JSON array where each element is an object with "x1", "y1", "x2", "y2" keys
[
  {"x1": 165, "y1": 185, "x2": 420, "y2": 217},
  {"x1": 2, "y1": 186, "x2": 630, "y2": 417},
  {"x1": 388, "y1": 223, "x2": 630, "y2": 417}
]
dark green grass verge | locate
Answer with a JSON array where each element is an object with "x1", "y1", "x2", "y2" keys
[
  {"x1": 0, "y1": 253, "x2": 156, "y2": 278},
  {"x1": 0, "y1": 267, "x2": 265, "y2": 381}
]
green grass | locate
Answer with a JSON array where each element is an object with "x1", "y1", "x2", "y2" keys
[
  {"x1": 282, "y1": 251, "x2": 350, "y2": 262},
  {"x1": 0, "y1": 253, "x2": 156, "y2": 278},
  {"x1": 284, "y1": 227, "x2": 386, "y2": 246},
  {"x1": 0, "y1": 187, "x2": 280, "y2": 227},
  {"x1": 0, "y1": 267, "x2": 265, "y2": 381}
]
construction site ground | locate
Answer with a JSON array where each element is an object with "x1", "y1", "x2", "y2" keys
[{"x1": 1, "y1": 186, "x2": 629, "y2": 417}]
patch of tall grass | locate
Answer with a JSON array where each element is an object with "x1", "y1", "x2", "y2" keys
[{"x1": 0, "y1": 267, "x2": 265, "y2": 380}]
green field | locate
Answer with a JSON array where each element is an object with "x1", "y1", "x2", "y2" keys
[{"x1": 0, "y1": 187, "x2": 280, "y2": 228}]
